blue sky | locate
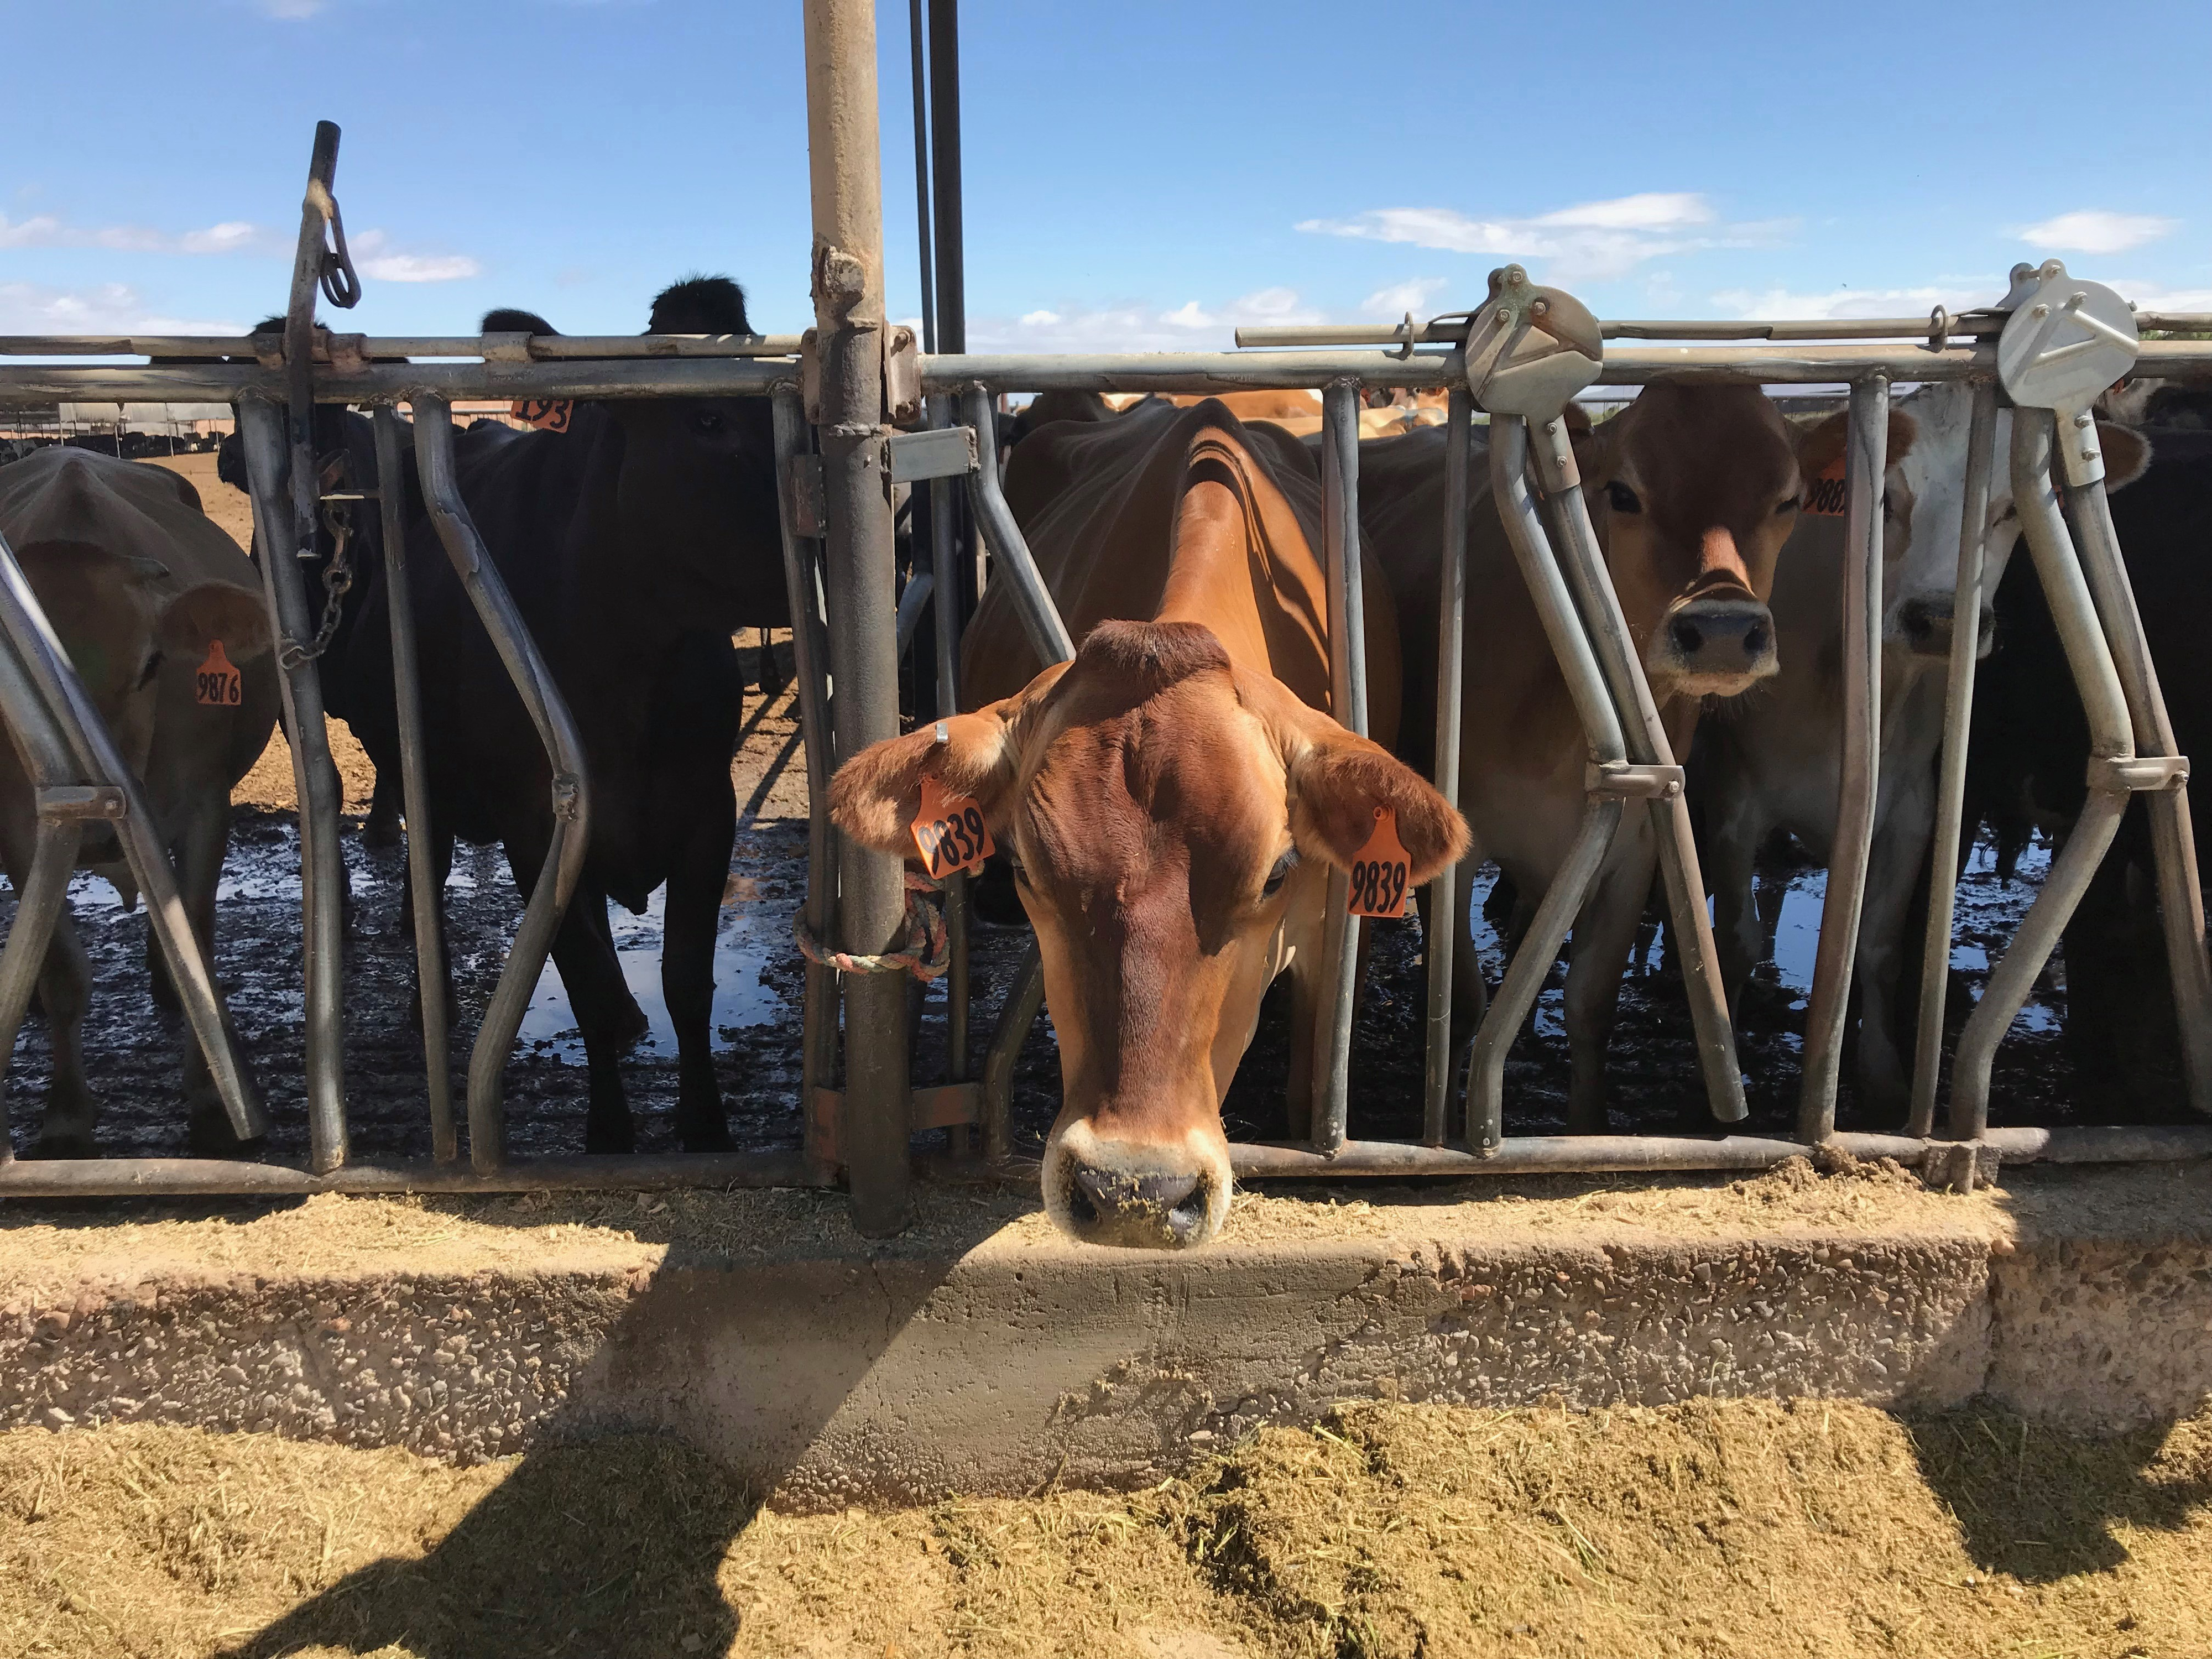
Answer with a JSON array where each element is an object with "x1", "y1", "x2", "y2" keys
[{"x1": 4, "y1": 0, "x2": 2207, "y2": 349}]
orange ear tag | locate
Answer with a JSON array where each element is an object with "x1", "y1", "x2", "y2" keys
[
  {"x1": 194, "y1": 640, "x2": 243, "y2": 708},
  {"x1": 1803, "y1": 457, "x2": 1848, "y2": 516},
  {"x1": 510, "y1": 398, "x2": 573, "y2": 433},
  {"x1": 912, "y1": 772, "x2": 995, "y2": 879},
  {"x1": 1346, "y1": 807, "x2": 1412, "y2": 919}
]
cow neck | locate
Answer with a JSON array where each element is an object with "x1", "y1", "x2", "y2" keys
[
  {"x1": 1155, "y1": 432, "x2": 1332, "y2": 713},
  {"x1": 561, "y1": 412, "x2": 676, "y2": 657}
]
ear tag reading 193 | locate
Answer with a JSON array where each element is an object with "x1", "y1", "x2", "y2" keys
[
  {"x1": 1803, "y1": 456, "x2": 1848, "y2": 516},
  {"x1": 510, "y1": 398, "x2": 573, "y2": 433},
  {"x1": 1347, "y1": 807, "x2": 1411, "y2": 919},
  {"x1": 912, "y1": 773, "x2": 994, "y2": 879},
  {"x1": 194, "y1": 640, "x2": 242, "y2": 708}
]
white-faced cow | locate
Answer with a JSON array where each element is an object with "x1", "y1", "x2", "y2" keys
[
  {"x1": 0, "y1": 447, "x2": 276, "y2": 1155},
  {"x1": 831, "y1": 401, "x2": 1465, "y2": 1248},
  {"x1": 338, "y1": 276, "x2": 784, "y2": 1154},
  {"x1": 1362, "y1": 381, "x2": 1838, "y2": 1130}
]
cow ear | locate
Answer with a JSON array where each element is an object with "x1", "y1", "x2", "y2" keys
[
  {"x1": 2098, "y1": 422, "x2": 2154, "y2": 492},
  {"x1": 1288, "y1": 725, "x2": 1468, "y2": 884},
  {"x1": 157, "y1": 582, "x2": 273, "y2": 662},
  {"x1": 828, "y1": 669, "x2": 1062, "y2": 854},
  {"x1": 1793, "y1": 407, "x2": 1917, "y2": 477}
]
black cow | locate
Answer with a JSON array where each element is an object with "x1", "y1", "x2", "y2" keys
[
  {"x1": 340, "y1": 275, "x2": 784, "y2": 1153},
  {"x1": 1964, "y1": 425, "x2": 2212, "y2": 1112}
]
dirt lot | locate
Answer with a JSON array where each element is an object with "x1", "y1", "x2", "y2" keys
[
  {"x1": 0, "y1": 451, "x2": 2168, "y2": 1165},
  {"x1": 4, "y1": 1395, "x2": 2208, "y2": 1658}
]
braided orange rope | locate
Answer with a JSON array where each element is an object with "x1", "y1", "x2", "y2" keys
[{"x1": 792, "y1": 870, "x2": 951, "y2": 980}]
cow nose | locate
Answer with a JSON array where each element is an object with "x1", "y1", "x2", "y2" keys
[
  {"x1": 1065, "y1": 1161, "x2": 1215, "y2": 1249},
  {"x1": 1897, "y1": 596, "x2": 1954, "y2": 658},
  {"x1": 1666, "y1": 599, "x2": 1774, "y2": 684}
]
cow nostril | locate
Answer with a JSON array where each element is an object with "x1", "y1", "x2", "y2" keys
[
  {"x1": 1070, "y1": 1164, "x2": 1211, "y2": 1244},
  {"x1": 1671, "y1": 617, "x2": 1705, "y2": 656},
  {"x1": 1743, "y1": 622, "x2": 1768, "y2": 660}
]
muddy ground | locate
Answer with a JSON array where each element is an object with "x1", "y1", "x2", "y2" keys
[
  {"x1": 7, "y1": 1396, "x2": 2212, "y2": 1658},
  {"x1": 0, "y1": 453, "x2": 2169, "y2": 1162}
]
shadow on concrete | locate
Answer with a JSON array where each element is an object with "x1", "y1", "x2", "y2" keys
[
  {"x1": 1905, "y1": 1404, "x2": 2212, "y2": 1581},
  {"x1": 218, "y1": 1436, "x2": 755, "y2": 1659}
]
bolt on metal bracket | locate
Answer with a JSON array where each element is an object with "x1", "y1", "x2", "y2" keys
[
  {"x1": 35, "y1": 785, "x2": 127, "y2": 822},
  {"x1": 1587, "y1": 761, "x2": 1684, "y2": 799}
]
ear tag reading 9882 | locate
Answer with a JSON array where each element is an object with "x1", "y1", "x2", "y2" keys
[
  {"x1": 912, "y1": 773, "x2": 994, "y2": 879},
  {"x1": 1347, "y1": 806, "x2": 1411, "y2": 919}
]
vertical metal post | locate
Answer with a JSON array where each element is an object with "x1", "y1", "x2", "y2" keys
[
  {"x1": 372, "y1": 406, "x2": 454, "y2": 1162},
  {"x1": 413, "y1": 398, "x2": 591, "y2": 1171},
  {"x1": 927, "y1": 0, "x2": 964, "y2": 359},
  {"x1": 806, "y1": 0, "x2": 911, "y2": 1236},
  {"x1": 237, "y1": 398, "x2": 348, "y2": 1171},
  {"x1": 929, "y1": 398, "x2": 971, "y2": 1085},
  {"x1": 773, "y1": 385, "x2": 844, "y2": 1177},
  {"x1": 1799, "y1": 376, "x2": 1888, "y2": 1141},
  {"x1": 1952, "y1": 410, "x2": 2135, "y2": 1136},
  {"x1": 1908, "y1": 380, "x2": 2000, "y2": 1136},
  {"x1": 1421, "y1": 388, "x2": 1472, "y2": 1145},
  {"x1": 906, "y1": 0, "x2": 937, "y2": 357},
  {"x1": 1310, "y1": 380, "x2": 1366, "y2": 1152}
]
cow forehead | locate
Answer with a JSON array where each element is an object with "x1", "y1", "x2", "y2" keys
[
  {"x1": 1608, "y1": 383, "x2": 1799, "y2": 519},
  {"x1": 1020, "y1": 669, "x2": 1284, "y2": 884}
]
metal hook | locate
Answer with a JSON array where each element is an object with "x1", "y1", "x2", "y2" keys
[
  {"x1": 1927, "y1": 305, "x2": 1950, "y2": 355},
  {"x1": 1392, "y1": 311, "x2": 1416, "y2": 361},
  {"x1": 319, "y1": 195, "x2": 363, "y2": 310}
]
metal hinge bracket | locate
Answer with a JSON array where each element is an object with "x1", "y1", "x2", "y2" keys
[{"x1": 886, "y1": 425, "x2": 978, "y2": 483}]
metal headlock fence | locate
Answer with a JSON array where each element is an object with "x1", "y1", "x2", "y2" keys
[{"x1": 0, "y1": 7, "x2": 2210, "y2": 1227}]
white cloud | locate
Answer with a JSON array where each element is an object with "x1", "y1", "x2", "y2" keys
[
  {"x1": 0, "y1": 212, "x2": 282, "y2": 255},
  {"x1": 2020, "y1": 210, "x2": 2178, "y2": 255},
  {"x1": 1706, "y1": 283, "x2": 1987, "y2": 321},
  {"x1": 358, "y1": 253, "x2": 481, "y2": 283},
  {"x1": 347, "y1": 228, "x2": 481, "y2": 284},
  {"x1": 1360, "y1": 276, "x2": 1449, "y2": 319},
  {"x1": 251, "y1": 0, "x2": 330, "y2": 16},
  {"x1": 970, "y1": 287, "x2": 1322, "y2": 352},
  {"x1": 1297, "y1": 192, "x2": 1783, "y2": 283},
  {"x1": 0, "y1": 281, "x2": 244, "y2": 335},
  {"x1": 2109, "y1": 281, "x2": 2212, "y2": 314}
]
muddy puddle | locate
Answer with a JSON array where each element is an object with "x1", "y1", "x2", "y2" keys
[{"x1": 0, "y1": 679, "x2": 2178, "y2": 1163}]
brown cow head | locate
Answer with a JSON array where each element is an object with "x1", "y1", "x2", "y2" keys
[
  {"x1": 16, "y1": 540, "x2": 272, "y2": 778},
  {"x1": 1582, "y1": 380, "x2": 1916, "y2": 701},
  {"x1": 832, "y1": 620, "x2": 1465, "y2": 1250}
]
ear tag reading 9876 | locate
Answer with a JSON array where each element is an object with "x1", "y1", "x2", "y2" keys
[
  {"x1": 912, "y1": 773, "x2": 994, "y2": 879},
  {"x1": 194, "y1": 640, "x2": 242, "y2": 707},
  {"x1": 1347, "y1": 806, "x2": 1411, "y2": 919}
]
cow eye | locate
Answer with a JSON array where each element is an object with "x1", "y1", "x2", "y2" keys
[
  {"x1": 136, "y1": 651, "x2": 163, "y2": 689},
  {"x1": 1775, "y1": 495, "x2": 1799, "y2": 515},
  {"x1": 1261, "y1": 849, "x2": 1297, "y2": 899},
  {"x1": 1006, "y1": 851, "x2": 1029, "y2": 885},
  {"x1": 1606, "y1": 481, "x2": 1641, "y2": 514},
  {"x1": 692, "y1": 410, "x2": 726, "y2": 435}
]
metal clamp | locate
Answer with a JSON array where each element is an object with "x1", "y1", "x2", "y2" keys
[
  {"x1": 886, "y1": 423, "x2": 977, "y2": 482},
  {"x1": 35, "y1": 785, "x2": 126, "y2": 822},
  {"x1": 1586, "y1": 760, "x2": 1685, "y2": 800},
  {"x1": 2089, "y1": 753, "x2": 2190, "y2": 795},
  {"x1": 1999, "y1": 260, "x2": 2140, "y2": 417},
  {"x1": 1463, "y1": 265, "x2": 1603, "y2": 419}
]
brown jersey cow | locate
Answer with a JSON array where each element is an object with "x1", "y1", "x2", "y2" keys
[{"x1": 832, "y1": 401, "x2": 1465, "y2": 1247}]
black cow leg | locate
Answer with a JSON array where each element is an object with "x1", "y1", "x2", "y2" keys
[
  {"x1": 662, "y1": 786, "x2": 737, "y2": 1152},
  {"x1": 363, "y1": 770, "x2": 403, "y2": 850},
  {"x1": 505, "y1": 833, "x2": 638, "y2": 1152}
]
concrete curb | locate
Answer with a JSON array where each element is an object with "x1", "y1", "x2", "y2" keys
[{"x1": 8, "y1": 1182, "x2": 2212, "y2": 1506}]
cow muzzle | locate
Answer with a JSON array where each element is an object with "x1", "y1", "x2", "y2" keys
[
  {"x1": 1895, "y1": 593, "x2": 1995, "y2": 660},
  {"x1": 1653, "y1": 594, "x2": 1777, "y2": 695},
  {"x1": 1043, "y1": 1119, "x2": 1232, "y2": 1249}
]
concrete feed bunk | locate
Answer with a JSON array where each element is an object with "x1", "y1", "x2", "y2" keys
[{"x1": 6, "y1": 1161, "x2": 2212, "y2": 1506}]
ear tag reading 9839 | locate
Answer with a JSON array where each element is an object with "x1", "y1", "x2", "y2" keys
[
  {"x1": 194, "y1": 640, "x2": 242, "y2": 707},
  {"x1": 1347, "y1": 806, "x2": 1411, "y2": 919},
  {"x1": 912, "y1": 769, "x2": 994, "y2": 879}
]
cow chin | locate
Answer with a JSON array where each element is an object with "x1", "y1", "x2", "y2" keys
[{"x1": 1042, "y1": 1117, "x2": 1234, "y2": 1250}]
